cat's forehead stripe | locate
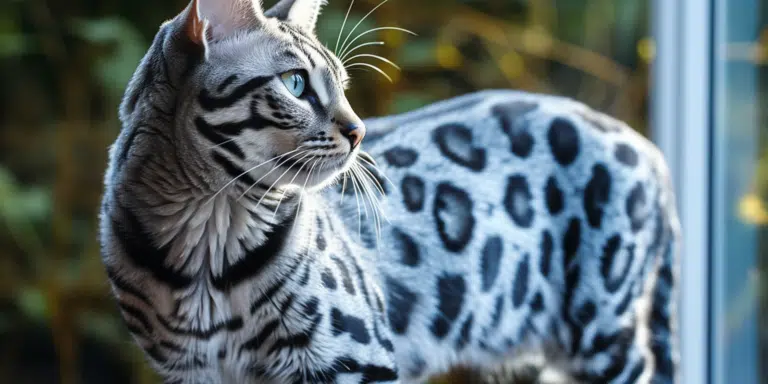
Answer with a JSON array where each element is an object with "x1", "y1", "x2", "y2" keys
[{"x1": 278, "y1": 23, "x2": 343, "y2": 80}]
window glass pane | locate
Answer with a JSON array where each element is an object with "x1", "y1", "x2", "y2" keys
[{"x1": 712, "y1": 0, "x2": 767, "y2": 383}]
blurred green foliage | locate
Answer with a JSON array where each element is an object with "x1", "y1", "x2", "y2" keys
[{"x1": 0, "y1": 0, "x2": 763, "y2": 383}]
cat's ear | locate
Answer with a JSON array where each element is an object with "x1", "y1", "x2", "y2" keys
[
  {"x1": 184, "y1": 0, "x2": 267, "y2": 45},
  {"x1": 265, "y1": 0, "x2": 327, "y2": 33}
]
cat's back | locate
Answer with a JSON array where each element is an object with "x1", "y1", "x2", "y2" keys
[{"x1": 344, "y1": 90, "x2": 678, "y2": 382}]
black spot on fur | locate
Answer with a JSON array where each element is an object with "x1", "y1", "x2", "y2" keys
[
  {"x1": 563, "y1": 218, "x2": 582, "y2": 267},
  {"x1": 489, "y1": 294, "x2": 505, "y2": 329},
  {"x1": 576, "y1": 301, "x2": 597, "y2": 325},
  {"x1": 614, "y1": 143, "x2": 639, "y2": 167},
  {"x1": 315, "y1": 216, "x2": 327, "y2": 251},
  {"x1": 408, "y1": 354, "x2": 427, "y2": 377},
  {"x1": 563, "y1": 265, "x2": 582, "y2": 353},
  {"x1": 601, "y1": 234, "x2": 622, "y2": 292},
  {"x1": 547, "y1": 117, "x2": 580, "y2": 166},
  {"x1": 393, "y1": 229, "x2": 420, "y2": 266},
  {"x1": 383, "y1": 146, "x2": 419, "y2": 167},
  {"x1": 511, "y1": 254, "x2": 530, "y2": 308},
  {"x1": 626, "y1": 182, "x2": 648, "y2": 232},
  {"x1": 530, "y1": 292, "x2": 545, "y2": 313},
  {"x1": 504, "y1": 175, "x2": 534, "y2": 228},
  {"x1": 480, "y1": 236, "x2": 503, "y2": 292},
  {"x1": 303, "y1": 297, "x2": 320, "y2": 316},
  {"x1": 455, "y1": 314, "x2": 474, "y2": 350},
  {"x1": 602, "y1": 241, "x2": 635, "y2": 293},
  {"x1": 433, "y1": 123, "x2": 487, "y2": 171},
  {"x1": 584, "y1": 164, "x2": 612, "y2": 228},
  {"x1": 491, "y1": 101, "x2": 539, "y2": 157},
  {"x1": 385, "y1": 277, "x2": 418, "y2": 335},
  {"x1": 401, "y1": 175, "x2": 426, "y2": 212},
  {"x1": 540, "y1": 230, "x2": 554, "y2": 277},
  {"x1": 330, "y1": 255, "x2": 356, "y2": 295},
  {"x1": 298, "y1": 262, "x2": 311, "y2": 286},
  {"x1": 545, "y1": 175, "x2": 565, "y2": 215},
  {"x1": 330, "y1": 308, "x2": 371, "y2": 344},
  {"x1": 431, "y1": 274, "x2": 466, "y2": 339},
  {"x1": 433, "y1": 182, "x2": 475, "y2": 252},
  {"x1": 321, "y1": 268, "x2": 337, "y2": 290},
  {"x1": 615, "y1": 279, "x2": 637, "y2": 315}
]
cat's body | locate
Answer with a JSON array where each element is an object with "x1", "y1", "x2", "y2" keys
[{"x1": 99, "y1": 0, "x2": 680, "y2": 383}]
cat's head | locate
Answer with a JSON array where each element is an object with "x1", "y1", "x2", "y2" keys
[{"x1": 120, "y1": 0, "x2": 367, "y2": 195}]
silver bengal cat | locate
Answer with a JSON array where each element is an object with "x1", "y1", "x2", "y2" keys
[{"x1": 99, "y1": 0, "x2": 681, "y2": 383}]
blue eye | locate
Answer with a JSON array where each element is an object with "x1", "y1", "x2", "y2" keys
[{"x1": 280, "y1": 70, "x2": 306, "y2": 97}]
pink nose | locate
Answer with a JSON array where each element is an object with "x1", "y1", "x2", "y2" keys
[{"x1": 340, "y1": 122, "x2": 365, "y2": 149}]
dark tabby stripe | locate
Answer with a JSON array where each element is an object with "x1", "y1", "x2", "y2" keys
[
  {"x1": 145, "y1": 345, "x2": 168, "y2": 364},
  {"x1": 159, "y1": 340, "x2": 186, "y2": 354},
  {"x1": 211, "y1": 151, "x2": 260, "y2": 188},
  {"x1": 111, "y1": 205, "x2": 193, "y2": 289},
  {"x1": 216, "y1": 75, "x2": 238, "y2": 93},
  {"x1": 210, "y1": 203, "x2": 299, "y2": 290},
  {"x1": 248, "y1": 253, "x2": 306, "y2": 315},
  {"x1": 119, "y1": 302, "x2": 154, "y2": 335},
  {"x1": 266, "y1": 313, "x2": 323, "y2": 355},
  {"x1": 240, "y1": 319, "x2": 280, "y2": 352},
  {"x1": 155, "y1": 314, "x2": 243, "y2": 339},
  {"x1": 198, "y1": 75, "x2": 272, "y2": 111},
  {"x1": 105, "y1": 266, "x2": 152, "y2": 306},
  {"x1": 331, "y1": 356, "x2": 399, "y2": 383},
  {"x1": 195, "y1": 117, "x2": 245, "y2": 159}
]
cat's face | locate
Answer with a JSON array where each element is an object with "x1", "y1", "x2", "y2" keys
[{"x1": 177, "y1": 0, "x2": 366, "y2": 192}]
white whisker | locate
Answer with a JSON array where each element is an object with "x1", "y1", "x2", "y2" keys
[
  {"x1": 269, "y1": 155, "x2": 316, "y2": 218},
  {"x1": 338, "y1": 0, "x2": 389, "y2": 59},
  {"x1": 237, "y1": 150, "x2": 309, "y2": 200},
  {"x1": 335, "y1": 0, "x2": 355, "y2": 55},
  {"x1": 207, "y1": 138, "x2": 237, "y2": 150},
  {"x1": 348, "y1": 169, "x2": 364, "y2": 238},
  {"x1": 339, "y1": 41, "x2": 384, "y2": 61},
  {"x1": 356, "y1": 154, "x2": 398, "y2": 191},
  {"x1": 355, "y1": 163, "x2": 389, "y2": 228},
  {"x1": 250, "y1": 152, "x2": 312, "y2": 216},
  {"x1": 344, "y1": 53, "x2": 400, "y2": 70},
  {"x1": 345, "y1": 63, "x2": 392, "y2": 82},
  {"x1": 352, "y1": 164, "x2": 382, "y2": 248},
  {"x1": 340, "y1": 173, "x2": 349, "y2": 203},
  {"x1": 207, "y1": 146, "x2": 304, "y2": 204},
  {"x1": 355, "y1": 163, "x2": 391, "y2": 224},
  {"x1": 291, "y1": 156, "x2": 321, "y2": 234},
  {"x1": 339, "y1": 26, "x2": 417, "y2": 59}
]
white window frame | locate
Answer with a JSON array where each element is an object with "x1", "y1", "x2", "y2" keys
[{"x1": 651, "y1": 0, "x2": 712, "y2": 383}]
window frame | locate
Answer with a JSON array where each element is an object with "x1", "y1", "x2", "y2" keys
[{"x1": 650, "y1": 0, "x2": 713, "y2": 383}]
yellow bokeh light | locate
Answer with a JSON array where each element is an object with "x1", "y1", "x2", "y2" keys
[
  {"x1": 521, "y1": 27, "x2": 552, "y2": 55},
  {"x1": 499, "y1": 51, "x2": 524, "y2": 79},
  {"x1": 436, "y1": 43, "x2": 462, "y2": 69},
  {"x1": 382, "y1": 28, "x2": 405, "y2": 47},
  {"x1": 738, "y1": 193, "x2": 768, "y2": 225},
  {"x1": 637, "y1": 38, "x2": 656, "y2": 62}
]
